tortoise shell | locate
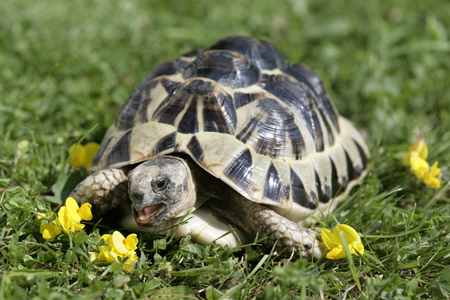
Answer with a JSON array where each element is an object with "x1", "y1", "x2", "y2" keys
[{"x1": 91, "y1": 36, "x2": 370, "y2": 220}]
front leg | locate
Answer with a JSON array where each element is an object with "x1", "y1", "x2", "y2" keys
[
  {"x1": 204, "y1": 197, "x2": 326, "y2": 259},
  {"x1": 70, "y1": 168, "x2": 129, "y2": 216}
]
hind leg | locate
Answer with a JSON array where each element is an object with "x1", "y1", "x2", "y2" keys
[{"x1": 204, "y1": 197, "x2": 326, "y2": 259}]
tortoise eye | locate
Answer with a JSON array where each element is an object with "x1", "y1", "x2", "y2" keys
[{"x1": 153, "y1": 178, "x2": 169, "y2": 192}]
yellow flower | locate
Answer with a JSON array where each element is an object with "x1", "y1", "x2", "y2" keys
[
  {"x1": 321, "y1": 224, "x2": 364, "y2": 260},
  {"x1": 93, "y1": 231, "x2": 139, "y2": 272},
  {"x1": 124, "y1": 233, "x2": 139, "y2": 251},
  {"x1": 58, "y1": 197, "x2": 93, "y2": 233},
  {"x1": 37, "y1": 197, "x2": 93, "y2": 240},
  {"x1": 410, "y1": 156, "x2": 429, "y2": 179},
  {"x1": 403, "y1": 138, "x2": 428, "y2": 165},
  {"x1": 38, "y1": 213, "x2": 62, "y2": 240},
  {"x1": 98, "y1": 234, "x2": 117, "y2": 263},
  {"x1": 68, "y1": 142, "x2": 100, "y2": 169},
  {"x1": 404, "y1": 139, "x2": 442, "y2": 189},
  {"x1": 123, "y1": 253, "x2": 139, "y2": 272},
  {"x1": 422, "y1": 161, "x2": 442, "y2": 188},
  {"x1": 89, "y1": 252, "x2": 99, "y2": 262}
]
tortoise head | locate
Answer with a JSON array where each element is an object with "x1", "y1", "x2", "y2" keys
[{"x1": 127, "y1": 156, "x2": 196, "y2": 227}]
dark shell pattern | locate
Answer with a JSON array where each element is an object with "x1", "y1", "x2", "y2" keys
[{"x1": 92, "y1": 36, "x2": 370, "y2": 216}]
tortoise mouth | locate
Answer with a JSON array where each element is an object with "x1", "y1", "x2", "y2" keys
[{"x1": 134, "y1": 203, "x2": 165, "y2": 226}]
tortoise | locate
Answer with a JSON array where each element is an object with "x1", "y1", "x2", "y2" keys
[{"x1": 70, "y1": 36, "x2": 370, "y2": 259}]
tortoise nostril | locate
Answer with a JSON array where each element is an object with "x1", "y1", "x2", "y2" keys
[{"x1": 131, "y1": 191, "x2": 145, "y2": 202}]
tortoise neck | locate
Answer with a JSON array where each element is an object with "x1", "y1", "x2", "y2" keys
[{"x1": 180, "y1": 155, "x2": 234, "y2": 204}]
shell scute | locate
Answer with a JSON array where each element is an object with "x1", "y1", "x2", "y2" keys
[
  {"x1": 263, "y1": 163, "x2": 283, "y2": 203},
  {"x1": 186, "y1": 135, "x2": 204, "y2": 162},
  {"x1": 184, "y1": 50, "x2": 260, "y2": 89},
  {"x1": 290, "y1": 167, "x2": 316, "y2": 210},
  {"x1": 106, "y1": 130, "x2": 132, "y2": 167},
  {"x1": 258, "y1": 74, "x2": 331, "y2": 152},
  {"x1": 153, "y1": 78, "x2": 237, "y2": 135},
  {"x1": 312, "y1": 152, "x2": 333, "y2": 204},
  {"x1": 233, "y1": 91, "x2": 263, "y2": 109},
  {"x1": 290, "y1": 160, "x2": 319, "y2": 210},
  {"x1": 263, "y1": 159, "x2": 291, "y2": 205},
  {"x1": 282, "y1": 63, "x2": 340, "y2": 132},
  {"x1": 115, "y1": 80, "x2": 156, "y2": 131},
  {"x1": 208, "y1": 36, "x2": 286, "y2": 70},
  {"x1": 235, "y1": 97, "x2": 306, "y2": 160},
  {"x1": 153, "y1": 132, "x2": 177, "y2": 156},
  {"x1": 223, "y1": 148, "x2": 253, "y2": 195},
  {"x1": 91, "y1": 136, "x2": 112, "y2": 168},
  {"x1": 143, "y1": 53, "x2": 199, "y2": 82}
]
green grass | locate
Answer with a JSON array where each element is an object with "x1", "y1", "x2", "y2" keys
[{"x1": 1, "y1": 0, "x2": 450, "y2": 298}]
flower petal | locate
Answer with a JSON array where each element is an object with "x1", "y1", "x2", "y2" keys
[
  {"x1": 423, "y1": 173, "x2": 441, "y2": 188},
  {"x1": 64, "y1": 198, "x2": 82, "y2": 224},
  {"x1": 100, "y1": 234, "x2": 113, "y2": 250},
  {"x1": 84, "y1": 142, "x2": 100, "y2": 169},
  {"x1": 71, "y1": 223, "x2": 85, "y2": 233},
  {"x1": 326, "y1": 247, "x2": 346, "y2": 260},
  {"x1": 429, "y1": 161, "x2": 442, "y2": 176},
  {"x1": 410, "y1": 138, "x2": 428, "y2": 160},
  {"x1": 124, "y1": 234, "x2": 138, "y2": 251},
  {"x1": 410, "y1": 157, "x2": 429, "y2": 179},
  {"x1": 403, "y1": 138, "x2": 428, "y2": 165},
  {"x1": 40, "y1": 221, "x2": 62, "y2": 240},
  {"x1": 99, "y1": 234, "x2": 115, "y2": 262},
  {"x1": 321, "y1": 228, "x2": 342, "y2": 250},
  {"x1": 90, "y1": 252, "x2": 99, "y2": 262},
  {"x1": 36, "y1": 212, "x2": 46, "y2": 220},
  {"x1": 333, "y1": 224, "x2": 359, "y2": 244},
  {"x1": 58, "y1": 207, "x2": 71, "y2": 232},
  {"x1": 41, "y1": 228, "x2": 54, "y2": 240},
  {"x1": 112, "y1": 231, "x2": 128, "y2": 255},
  {"x1": 417, "y1": 140, "x2": 428, "y2": 160},
  {"x1": 123, "y1": 253, "x2": 139, "y2": 272},
  {"x1": 68, "y1": 144, "x2": 87, "y2": 169},
  {"x1": 99, "y1": 248, "x2": 115, "y2": 263},
  {"x1": 78, "y1": 203, "x2": 93, "y2": 221},
  {"x1": 65, "y1": 197, "x2": 80, "y2": 211},
  {"x1": 39, "y1": 212, "x2": 62, "y2": 240},
  {"x1": 350, "y1": 241, "x2": 364, "y2": 256}
]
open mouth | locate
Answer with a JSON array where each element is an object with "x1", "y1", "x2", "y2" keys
[{"x1": 135, "y1": 203, "x2": 165, "y2": 226}]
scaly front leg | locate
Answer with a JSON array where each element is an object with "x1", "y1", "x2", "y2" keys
[{"x1": 70, "y1": 169, "x2": 128, "y2": 216}]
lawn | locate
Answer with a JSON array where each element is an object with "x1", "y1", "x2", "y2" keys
[{"x1": 1, "y1": 0, "x2": 450, "y2": 298}]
